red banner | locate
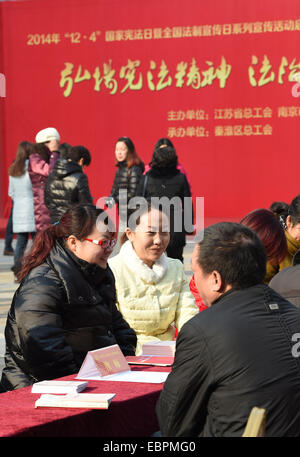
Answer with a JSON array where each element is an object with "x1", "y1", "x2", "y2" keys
[{"x1": 1, "y1": 0, "x2": 300, "y2": 225}]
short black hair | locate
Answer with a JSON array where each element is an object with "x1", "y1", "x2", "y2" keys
[
  {"x1": 68, "y1": 145, "x2": 91, "y2": 166},
  {"x1": 270, "y1": 196, "x2": 300, "y2": 226},
  {"x1": 288, "y1": 194, "x2": 300, "y2": 225},
  {"x1": 58, "y1": 142, "x2": 71, "y2": 159},
  {"x1": 151, "y1": 145, "x2": 178, "y2": 168},
  {"x1": 154, "y1": 137, "x2": 175, "y2": 150},
  {"x1": 197, "y1": 222, "x2": 266, "y2": 289}
]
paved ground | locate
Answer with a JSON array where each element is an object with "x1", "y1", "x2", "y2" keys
[{"x1": 0, "y1": 237, "x2": 194, "y2": 378}]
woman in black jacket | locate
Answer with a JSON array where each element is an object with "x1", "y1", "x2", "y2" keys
[
  {"x1": 137, "y1": 146, "x2": 192, "y2": 262},
  {"x1": 0, "y1": 204, "x2": 137, "y2": 391},
  {"x1": 106, "y1": 137, "x2": 144, "y2": 216},
  {"x1": 44, "y1": 145, "x2": 93, "y2": 224}
]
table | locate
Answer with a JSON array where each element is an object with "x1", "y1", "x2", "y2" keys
[{"x1": 0, "y1": 366, "x2": 170, "y2": 437}]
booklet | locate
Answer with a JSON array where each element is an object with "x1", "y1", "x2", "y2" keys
[
  {"x1": 76, "y1": 344, "x2": 169, "y2": 384},
  {"x1": 31, "y1": 380, "x2": 88, "y2": 394},
  {"x1": 141, "y1": 340, "x2": 176, "y2": 357},
  {"x1": 35, "y1": 393, "x2": 116, "y2": 410},
  {"x1": 126, "y1": 355, "x2": 174, "y2": 366}
]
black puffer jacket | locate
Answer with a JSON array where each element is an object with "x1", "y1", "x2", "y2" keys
[
  {"x1": 110, "y1": 160, "x2": 144, "y2": 205},
  {"x1": 137, "y1": 166, "x2": 193, "y2": 261},
  {"x1": 44, "y1": 158, "x2": 93, "y2": 223},
  {"x1": 0, "y1": 241, "x2": 137, "y2": 391}
]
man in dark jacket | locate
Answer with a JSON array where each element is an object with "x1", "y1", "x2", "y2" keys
[
  {"x1": 156, "y1": 222, "x2": 300, "y2": 437},
  {"x1": 269, "y1": 248, "x2": 300, "y2": 308},
  {"x1": 44, "y1": 145, "x2": 93, "y2": 223}
]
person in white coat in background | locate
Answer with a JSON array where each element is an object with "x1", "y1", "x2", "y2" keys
[
  {"x1": 108, "y1": 201, "x2": 198, "y2": 355},
  {"x1": 8, "y1": 141, "x2": 36, "y2": 278}
]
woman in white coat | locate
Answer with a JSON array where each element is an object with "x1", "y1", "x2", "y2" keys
[
  {"x1": 8, "y1": 141, "x2": 36, "y2": 277},
  {"x1": 108, "y1": 202, "x2": 198, "y2": 355}
]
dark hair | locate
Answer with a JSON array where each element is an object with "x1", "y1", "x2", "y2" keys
[
  {"x1": 151, "y1": 145, "x2": 178, "y2": 168},
  {"x1": 287, "y1": 195, "x2": 300, "y2": 226},
  {"x1": 18, "y1": 204, "x2": 113, "y2": 282},
  {"x1": 270, "y1": 201, "x2": 289, "y2": 230},
  {"x1": 269, "y1": 201, "x2": 289, "y2": 218},
  {"x1": 197, "y1": 222, "x2": 266, "y2": 289},
  {"x1": 270, "y1": 197, "x2": 300, "y2": 227},
  {"x1": 68, "y1": 145, "x2": 91, "y2": 166},
  {"x1": 8, "y1": 141, "x2": 35, "y2": 177},
  {"x1": 58, "y1": 142, "x2": 71, "y2": 159},
  {"x1": 33, "y1": 142, "x2": 51, "y2": 163},
  {"x1": 154, "y1": 138, "x2": 175, "y2": 150},
  {"x1": 115, "y1": 137, "x2": 141, "y2": 168},
  {"x1": 240, "y1": 208, "x2": 287, "y2": 264},
  {"x1": 120, "y1": 200, "x2": 170, "y2": 245}
]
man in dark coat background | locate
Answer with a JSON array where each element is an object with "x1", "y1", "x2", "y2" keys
[{"x1": 156, "y1": 222, "x2": 300, "y2": 437}]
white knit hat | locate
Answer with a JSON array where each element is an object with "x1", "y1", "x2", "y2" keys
[{"x1": 35, "y1": 127, "x2": 60, "y2": 143}]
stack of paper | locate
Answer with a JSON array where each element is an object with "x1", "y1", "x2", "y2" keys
[
  {"x1": 35, "y1": 393, "x2": 116, "y2": 409},
  {"x1": 126, "y1": 355, "x2": 174, "y2": 366},
  {"x1": 31, "y1": 380, "x2": 88, "y2": 394},
  {"x1": 141, "y1": 341, "x2": 176, "y2": 357}
]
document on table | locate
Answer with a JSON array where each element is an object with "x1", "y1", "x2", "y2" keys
[
  {"x1": 31, "y1": 380, "x2": 88, "y2": 394},
  {"x1": 35, "y1": 393, "x2": 116, "y2": 409}
]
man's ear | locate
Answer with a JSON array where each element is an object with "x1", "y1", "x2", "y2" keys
[
  {"x1": 78, "y1": 157, "x2": 84, "y2": 167},
  {"x1": 210, "y1": 270, "x2": 224, "y2": 292}
]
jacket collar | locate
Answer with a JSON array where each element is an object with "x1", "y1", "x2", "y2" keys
[
  {"x1": 118, "y1": 240, "x2": 168, "y2": 284},
  {"x1": 54, "y1": 159, "x2": 83, "y2": 177},
  {"x1": 65, "y1": 247, "x2": 108, "y2": 287},
  {"x1": 211, "y1": 287, "x2": 235, "y2": 306},
  {"x1": 286, "y1": 230, "x2": 300, "y2": 255},
  {"x1": 211, "y1": 283, "x2": 267, "y2": 307},
  {"x1": 48, "y1": 241, "x2": 112, "y2": 304},
  {"x1": 116, "y1": 160, "x2": 127, "y2": 168},
  {"x1": 149, "y1": 165, "x2": 179, "y2": 178}
]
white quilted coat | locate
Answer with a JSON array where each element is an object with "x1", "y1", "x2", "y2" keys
[
  {"x1": 8, "y1": 160, "x2": 36, "y2": 233},
  {"x1": 108, "y1": 240, "x2": 198, "y2": 355}
]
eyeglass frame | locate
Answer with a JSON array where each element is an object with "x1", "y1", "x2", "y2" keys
[{"x1": 83, "y1": 238, "x2": 117, "y2": 249}]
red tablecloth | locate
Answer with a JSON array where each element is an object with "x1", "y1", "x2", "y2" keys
[{"x1": 0, "y1": 366, "x2": 170, "y2": 437}]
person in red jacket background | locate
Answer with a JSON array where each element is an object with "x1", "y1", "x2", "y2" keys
[
  {"x1": 28, "y1": 128, "x2": 60, "y2": 231},
  {"x1": 189, "y1": 274, "x2": 208, "y2": 312}
]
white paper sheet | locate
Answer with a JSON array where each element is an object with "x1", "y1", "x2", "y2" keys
[{"x1": 76, "y1": 370, "x2": 169, "y2": 383}]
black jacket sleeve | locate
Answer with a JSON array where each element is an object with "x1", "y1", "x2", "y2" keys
[
  {"x1": 14, "y1": 274, "x2": 78, "y2": 381},
  {"x1": 44, "y1": 172, "x2": 53, "y2": 210},
  {"x1": 77, "y1": 173, "x2": 93, "y2": 204},
  {"x1": 156, "y1": 318, "x2": 212, "y2": 436},
  {"x1": 181, "y1": 174, "x2": 194, "y2": 234},
  {"x1": 110, "y1": 170, "x2": 120, "y2": 204},
  {"x1": 136, "y1": 174, "x2": 146, "y2": 196},
  {"x1": 127, "y1": 166, "x2": 143, "y2": 200}
]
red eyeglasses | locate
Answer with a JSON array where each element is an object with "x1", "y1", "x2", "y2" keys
[{"x1": 83, "y1": 238, "x2": 117, "y2": 249}]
